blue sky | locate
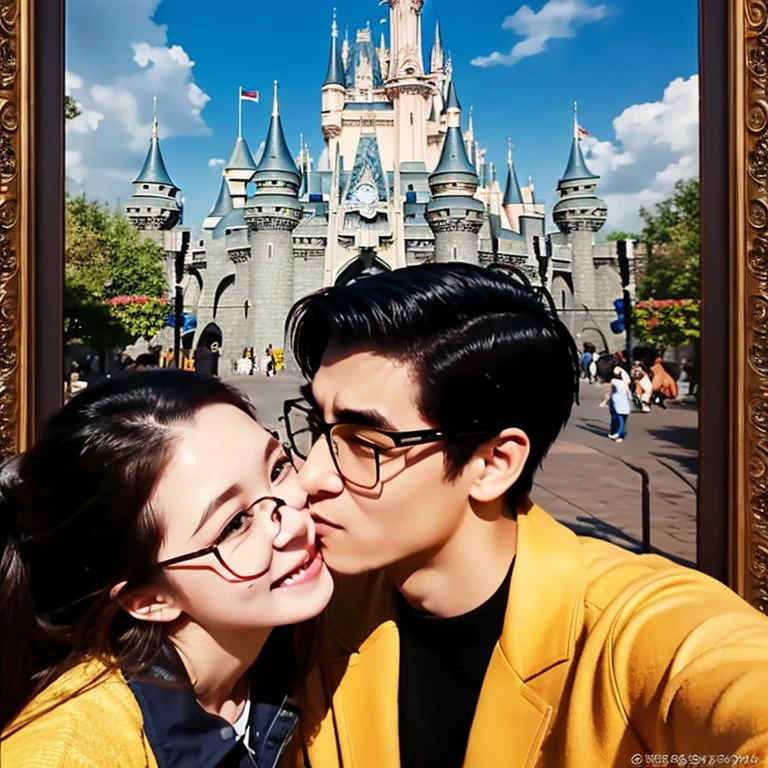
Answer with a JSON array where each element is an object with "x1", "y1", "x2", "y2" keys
[{"x1": 65, "y1": 0, "x2": 699, "y2": 232}]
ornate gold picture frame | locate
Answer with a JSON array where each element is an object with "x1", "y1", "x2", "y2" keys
[{"x1": 1, "y1": 0, "x2": 766, "y2": 609}]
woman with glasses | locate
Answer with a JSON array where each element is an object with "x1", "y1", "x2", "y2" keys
[{"x1": 0, "y1": 370, "x2": 333, "y2": 767}]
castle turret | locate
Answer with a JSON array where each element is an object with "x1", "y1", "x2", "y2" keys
[
  {"x1": 203, "y1": 173, "x2": 233, "y2": 230},
  {"x1": 425, "y1": 82, "x2": 484, "y2": 263},
  {"x1": 224, "y1": 136, "x2": 258, "y2": 209},
  {"x1": 126, "y1": 98, "x2": 181, "y2": 232},
  {"x1": 322, "y1": 10, "x2": 345, "y2": 153},
  {"x1": 387, "y1": 0, "x2": 431, "y2": 164},
  {"x1": 553, "y1": 103, "x2": 608, "y2": 310},
  {"x1": 553, "y1": 103, "x2": 607, "y2": 234},
  {"x1": 503, "y1": 139, "x2": 524, "y2": 233},
  {"x1": 244, "y1": 81, "x2": 303, "y2": 358}
]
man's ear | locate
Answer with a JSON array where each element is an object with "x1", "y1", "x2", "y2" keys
[
  {"x1": 110, "y1": 581, "x2": 183, "y2": 624},
  {"x1": 468, "y1": 428, "x2": 530, "y2": 505}
]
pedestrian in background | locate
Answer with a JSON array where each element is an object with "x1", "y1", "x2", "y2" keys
[
  {"x1": 651, "y1": 357, "x2": 678, "y2": 410},
  {"x1": 608, "y1": 365, "x2": 631, "y2": 442}
]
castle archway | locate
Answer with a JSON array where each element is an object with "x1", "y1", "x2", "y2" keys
[
  {"x1": 213, "y1": 274, "x2": 236, "y2": 319},
  {"x1": 335, "y1": 249, "x2": 391, "y2": 286},
  {"x1": 197, "y1": 322, "x2": 223, "y2": 351}
]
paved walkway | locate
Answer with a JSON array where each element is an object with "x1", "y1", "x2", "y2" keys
[{"x1": 225, "y1": 371, "x2": 698, "y2": 566}]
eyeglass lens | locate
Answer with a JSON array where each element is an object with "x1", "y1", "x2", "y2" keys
[
  {"x1": 214, "y1": 496, "x2": 282, "y2": 579},
  {"x1": 287, "y1": 404, "x2": 401, "y2": 489}
]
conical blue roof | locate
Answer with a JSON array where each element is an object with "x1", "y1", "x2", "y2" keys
[
  {"x1": 208, "y1": 175, "x2": 234, "y2": 218},
  {"x1": 503, "y1": 163, "x2": 523, "y2": 205},
  {"x1": 134, "y1": 136, "x2": 175, "y2": 186},
  {"x1": 445, "y1": 81, "x2": 461, "y2": 112},
  {"x1": 431, "y1": 125, "x2": 477, "y2": 179},
  {"x1": 324, "y1": 21, "x2": 346, "y2": 87},
  {"x1": 256, "y1": 113, "x2": 299, "y2": 178},
  {"x1": 226, "y1": 137, "x2": 257, "y2": 172},
  {"x1": 560, "y1": 137, "x2": 597, "y2": 182},
  {"x1": 428, "y1": 97, "x2": 438, "y2": 122}
]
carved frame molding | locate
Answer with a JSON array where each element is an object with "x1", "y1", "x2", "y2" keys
[
  {"x1": 732, "y1": 1, "x2": 768, "y2": 609},
  {"x1": 0, "y1": 0, "x2": 29, "y2": 457}
]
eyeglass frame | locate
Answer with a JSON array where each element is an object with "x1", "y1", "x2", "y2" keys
[
  {"x1": 154, "y1": 495, "x2": 286, "y2": 581},
  {"x1": 282, "y1": 398, "x2": 493, "y2": 489}
]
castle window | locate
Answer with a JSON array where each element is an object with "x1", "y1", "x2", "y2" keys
[
  {"x1": 268, "y1": 243, "x2": 274, "y2": 259},
  {"x1": 199, "y1": 239, "x2": 204, "y2": 247},
  {"x1": 143, "y1": 184, "x2": 149, "y2": 190},
  {"x1": 561, "y1": 291, "x2": 566, "y2": 309},
  {"x1": 452, "y1": 246, "x2": 458, "y2": 261},
  {"x1": 159, "y1": 185, "x2": 165, "y2": 191}
]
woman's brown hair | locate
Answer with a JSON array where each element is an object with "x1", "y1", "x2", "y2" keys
[{"x1": 0, "y1": 370, "x2": 260, "y2": 730}]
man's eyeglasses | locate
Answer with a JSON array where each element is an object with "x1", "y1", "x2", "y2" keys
[
  {"x1": 155, "y1": 496, "x2": 285, "y2": 580},
  {"x1": 282, "y1": 399, "x2": 490, "y2": 489}
]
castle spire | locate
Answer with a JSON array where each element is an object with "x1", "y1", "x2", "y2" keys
[
  {"x1": 134, "y1": 98, "x2": 175, "y2": 187},
  {"x1": 324, "y1": 8, "x2": 346, "y2": 87},
  {"x1": 503, "y1": 137, "x2": 523, "y2": 205},
  {"x1": 431, "y1": 20, "x2": 445, "y2": 72},
  {"x1": 272, "y1": 80, "x2": 279, "y2": 118},
  {"x1": 560, "y1": 102, "x2": 597, "y2": 183},
  {"x1": 342, "y1": 26, "x2": 350, "y2": 69},
  {"x1": 573, "y1": 100, "x2": 579, "y2": 140},
  {"x1": 254, "y1": 80, "x2": 299, "y2": 181}
]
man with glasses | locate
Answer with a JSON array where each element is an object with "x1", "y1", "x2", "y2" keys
[{"x1": 283, "y1": 263, "x2": 768, "y2": 767}]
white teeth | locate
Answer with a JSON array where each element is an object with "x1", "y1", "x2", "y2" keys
[{"x1": 277, "y1": 555, "x2": 313, "y2": 586}]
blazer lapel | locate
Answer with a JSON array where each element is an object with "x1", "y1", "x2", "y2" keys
[
  {"x1": 463, "y1": 647, "x2": 552, "y2": 768},
  {"x1": 464, "y1": 502, "x2": 585, "y2": 768},
  {"x1": 311, "y1": 570, "x2": 401, "y2": 768},
  {"x1": 328, "y1": 621, "x2": 401, "y2": 768}
]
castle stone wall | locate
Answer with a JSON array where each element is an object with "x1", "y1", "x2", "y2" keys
[
  {"x1": 293, "y1": 251, "x2": 326, "y2": 305},
  {"x1": 434, "y1": 230, "x2": 480, "y2": 264},
  {"x1": 249, "y1": 228, "x2": 296, "y2": 358}
]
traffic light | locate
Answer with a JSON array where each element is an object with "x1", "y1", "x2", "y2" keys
[
  {"x1": 617, "y1": 240, "x2": 631, "y2": 288},
  {"x1": 611, "y1": 298, "x2": 626, "y2": 334}
]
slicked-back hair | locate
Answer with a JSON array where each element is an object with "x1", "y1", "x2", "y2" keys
[{"x1": 286, "y1": 263, "x2": 580, "y2": 508}]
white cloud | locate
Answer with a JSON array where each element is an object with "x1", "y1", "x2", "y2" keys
[
  {"x1": 471, "y1": 0, "x2": 607, "y2": 68},
  {"x1": 65, "y1": 70, "x2": 83, "y2": 95},
  {"x1": 65, "y1": 0, "x2": 212, "y2": 202},
  {"x1": 581, "y1": 75, "x2": 699, "y2": 231},
  {"x1": 208, "y1": 158, "x2": 226, "y2": 169}
]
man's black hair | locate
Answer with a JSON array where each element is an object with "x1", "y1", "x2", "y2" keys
[{"x1": 286, "y1": 263, "x2": 580, "y2": 507}]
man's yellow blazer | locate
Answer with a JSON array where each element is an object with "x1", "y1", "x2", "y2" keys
[{"x1": 295, "y1": 502, "x2": 768, "y2": 767}]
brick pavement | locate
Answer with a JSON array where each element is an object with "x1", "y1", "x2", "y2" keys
[{"x1": 225, "y1": 371, "x2": 699, "y2": 567}]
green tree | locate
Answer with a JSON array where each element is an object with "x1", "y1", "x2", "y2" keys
[
  {"x1": 605, "y1": 230, "x2": 639, "y2": 242},
  {"x1": 65, "y1": 95, "x2": 81, "y2": 121},
  {"x1": 637, "y1": 178, "x2": 700, "y2": 300},
  {"x1": 65, "y1": 195, "x2": 169, "y2": 349}
]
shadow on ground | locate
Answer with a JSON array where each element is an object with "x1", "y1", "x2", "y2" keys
[
  {"x1": 563, "y1": 515, "x2": 696, "y2": 568},
  {"x1": 646, "y1": 425, "x2": 699, "y2": 477}
]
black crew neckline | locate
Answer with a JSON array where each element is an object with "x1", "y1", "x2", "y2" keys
[{"x1": 396, "y1": 557, "x2": 515, "y2": 647}]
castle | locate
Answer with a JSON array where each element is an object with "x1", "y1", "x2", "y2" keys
[{"x1": 125, "y1": 0, "x2": 630, "y2": 362}]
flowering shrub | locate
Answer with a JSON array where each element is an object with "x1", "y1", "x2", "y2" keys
[
  {"x1": 634, "y1": 299, "x2": 700, "y2": 351},
  {"x1": 106, "y1": 296, "x2": 168, "y2": 307}
]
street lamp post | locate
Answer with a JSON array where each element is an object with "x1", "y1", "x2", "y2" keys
[{"x1": 164, "y1": 230, "x2": 191, "y2": 369}]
